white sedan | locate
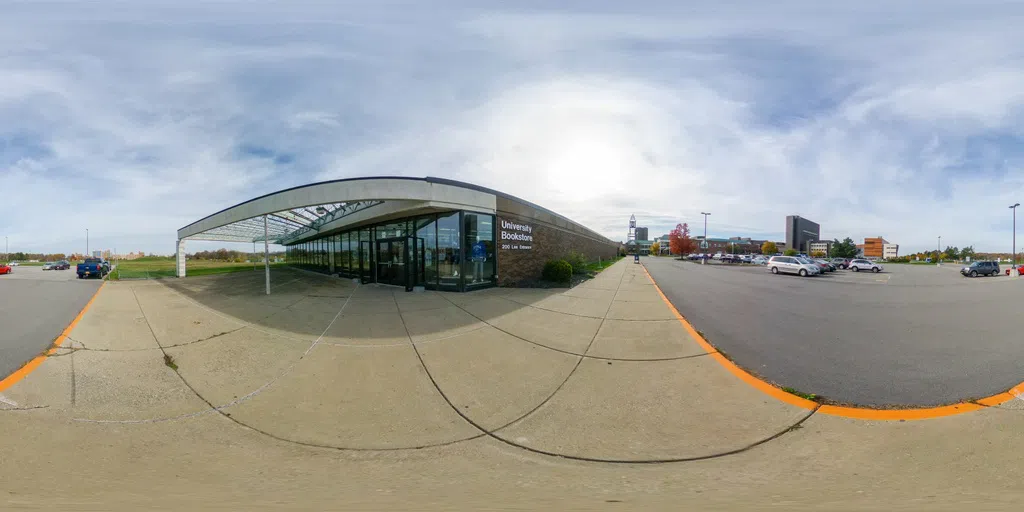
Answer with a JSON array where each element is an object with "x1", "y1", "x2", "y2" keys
[{"x1": 848, "y1": 259, "x2": 884, "y2": 273}]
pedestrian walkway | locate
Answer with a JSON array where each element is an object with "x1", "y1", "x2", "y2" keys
[{"x1": 2, "y1": 261, "x2": 1024, "y2": 509}]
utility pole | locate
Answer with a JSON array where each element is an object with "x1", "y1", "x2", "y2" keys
[
  {"x1": 1011, "y1": 203, "x2": 1020, "y2": 267},
  {"x1": 700, "y1": 212, "x2": 710, "y2": 264},
  {"x1": 86, "y1": 228, "x2": 89, "y2": 256},
  {"x1": 937, "y1": 235, "x2": 941, "y2": 266}
]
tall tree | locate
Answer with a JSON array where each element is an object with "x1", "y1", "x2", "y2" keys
[
  {"x1": 830, "y1": 237, "x2": 859, "y2": 259},
  {"x1": 650, "y1": 241, "x2": 660, "y2": 255},
  {"x1": 761, "y1": 241, "x2": 778, "y2": 255},
  {"x1": 669, "y1": 223, "x2": 696, "y2": 256}
]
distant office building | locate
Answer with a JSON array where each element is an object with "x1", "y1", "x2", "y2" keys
[
  {"x1": 635, "y1": 227, "x2": 649, "y2": 241},
  {"x1": 808, "y1": 241, "x2": 833, "y2": 256},
  {"x1": 883, "y1": 243, "x2": 899, "y2": 258},
  {"x1": 655, "y1": 234, "x2": 672, "y2": 255},
  {"x1": 863, "y1": 237, "x2": 889, "y2": 258},
  {"x1": 92, "y1": 250, "x2": 101, "y2": 258},
  {"x1": 856, "y1": 244, "x2": 865, "y2": 257},
  {"x1": 785, "y1": 216, "x2": 820, "y2": 253}
]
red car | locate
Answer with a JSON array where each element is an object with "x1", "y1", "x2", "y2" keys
[
  {"x1": 0, "y1": 263, "x2": 11, "y2": 275},
  {"x1": 1006, "y1": 265, "x2": 1024, "y2": 276}
]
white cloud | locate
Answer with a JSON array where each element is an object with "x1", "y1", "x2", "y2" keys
[{"x1": 2, "y1": 1, "x2": 1024, "y2": 256}]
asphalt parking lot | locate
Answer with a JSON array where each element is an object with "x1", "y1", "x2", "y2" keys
[
  {"x1": 644, "y1": 257, "x2": 1024, "y2": 407},
  {"x1": 0, "y1": 266, "x2": 102, "y2": 380}
]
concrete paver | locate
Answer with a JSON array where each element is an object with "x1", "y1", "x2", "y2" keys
[
  {"x1": 164, "y1": 327, "x2": 311, "y2": 407},
  {"x1": 225, "y1": 342, "x2": 480, "y2": 449},
  {"x1": 496, "y1": 355, "x2": 811, "y2": 461},
  {"x1": 71, "y1": 349, "x2": 211, "y2": 421},
  {"x1": 134, "y1": 285, "x2": 246, "y2": 347},
  {"x1": 589, "y1": 319, "x2": 709, "y2": 360},
  {"x1": 400, "y1": 305, "x2": 487, "y2": 343},
  {"x1": 319, "y1": 312, "x2": 411, "y2": 346},
  {"x1": 0, "y1": 343, "x2": 73, "y2": 410},
  {"x1": 487, "y1": 305, "x2": 604, "y2": 354},
  {"x1": 416, "y1": 326, "x2": 579, "y2": 430},
  {"x1": 506, "y1": 293, "x2": 613, "y2": 317}
]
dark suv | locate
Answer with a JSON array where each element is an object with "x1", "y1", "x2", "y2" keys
[{"x1": 961, "y1": 261, "x2": 1000, "y2": 277}]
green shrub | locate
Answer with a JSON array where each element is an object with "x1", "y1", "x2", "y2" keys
[
  {"x1": 565, "y1": 250, "x2": 588, "y2": 274},
  {"x1": 542, "y1": 259, "x2": 573, "y2": 283}
]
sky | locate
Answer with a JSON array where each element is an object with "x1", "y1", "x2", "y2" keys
[{"x1": 2, "y1": 0, "x2": 1024, "y2": 256}]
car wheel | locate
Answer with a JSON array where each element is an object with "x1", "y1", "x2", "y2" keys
[
  {"x1": 799, "y1": 269, "x2": 808, "y2": 277},
  {"x1": 771, "y1": 267, "x2": 779, "y2": 274},
  {"x1": 852, "y1": 266, "x2": 859, "y2": 272},
  {"x1": 970, "y1": 270, "x2": 978, "y2": 277},
  {"x1": 872, "y1": 267, "x2": 880, "y2": 273}
]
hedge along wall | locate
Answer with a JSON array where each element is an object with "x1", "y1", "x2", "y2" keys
[{"x1": 495, "y1": 196, "x2": 619, "y2": 287}]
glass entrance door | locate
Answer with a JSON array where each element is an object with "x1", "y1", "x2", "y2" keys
[
  {"x1": 376, "y1": 238, "x2": 406, "y2": 287},
  {"x1": 359, "y1": 240, "x2": 372, "y2": 284}
]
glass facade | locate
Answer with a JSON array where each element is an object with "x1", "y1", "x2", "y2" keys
[{"x1": 285, "y1": 210, "x2": 497, "y2": 292}]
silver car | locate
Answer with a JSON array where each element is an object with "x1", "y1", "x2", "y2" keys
[
  {"x1": 768, "y1": 256, "x2": 820, "y2": 277},
  {"x1": 848, "y1": 259, "x2": 884, "y2": 273}
]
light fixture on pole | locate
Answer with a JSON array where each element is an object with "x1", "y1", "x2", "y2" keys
[
  {"x1": 700, "y1": 212, "x2": 711, "y2": 264},
  {"x1": 1011, "y1": 203, "x2": 1020, "y2": 267}
]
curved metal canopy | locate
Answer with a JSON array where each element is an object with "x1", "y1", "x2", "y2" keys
[
  {"x1": 177, "y1": 177, "x2": 498, "y2": 245},
  {"x1": 183, "y1": 201, "x2": 383, "y2": 244}
]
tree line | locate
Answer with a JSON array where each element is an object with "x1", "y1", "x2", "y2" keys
[
  {"x1": 3, "y1": 252, "x2": 71, "y2": 262},
  {"x1": 187, "y1": 249, "x2": 285, "y2": 262}
]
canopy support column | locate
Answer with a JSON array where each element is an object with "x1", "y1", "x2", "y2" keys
[
  {"x1": 176, "y1": 239, "x2": 186, "y2": 277},
  {"x1": 264, "y1": 215, "x2": 271, "y2": 295}
]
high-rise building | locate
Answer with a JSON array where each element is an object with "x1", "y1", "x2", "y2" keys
[
  {"x1": 635, "y1": 227, "x2": 649, "y2": 241},
  {"x1": 785, "y1": 216, "x2": 820, "y2": 253}
]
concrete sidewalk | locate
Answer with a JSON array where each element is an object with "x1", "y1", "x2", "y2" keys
[{"x1": 2, "y1": 261, "x2": 1024, "y2": 510}]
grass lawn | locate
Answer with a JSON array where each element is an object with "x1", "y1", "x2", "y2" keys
[
  {"x1": 109, "y1": 257, "x2": 285, "y2": 280},
  {"x1": 582, "y1": 256, "x2": 624, "y2": 274}
]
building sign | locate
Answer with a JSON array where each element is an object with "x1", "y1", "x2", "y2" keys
[{"x1": 500, "y1": 219, "x2": 533, "y2": 250}]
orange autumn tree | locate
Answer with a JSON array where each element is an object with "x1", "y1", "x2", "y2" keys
[{"x1": 669, "y1": 223, "x2": 696, "y2": 256}]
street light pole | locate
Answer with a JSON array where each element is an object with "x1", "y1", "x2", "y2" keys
[
  {"x1": 1011, "y1": 203, "x2": 1020, "y2": 267},
  {"x1": 700, "y1": 212, "x2": 710, "y2": 265},
  {"x1": 937, "y1": 235, "x2": 941, "y2": 266},
  {"x1": 86, "y1": 229, "x2": 89, "y2": 257}
]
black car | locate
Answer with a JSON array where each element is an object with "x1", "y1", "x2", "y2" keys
[{"x1": 961, "y1": 261, "x2": 1000, "y2": 277}]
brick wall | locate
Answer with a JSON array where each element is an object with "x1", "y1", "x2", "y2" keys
[{"x1": 496, "y1": 211, "x2": 619, "y2": 287}]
